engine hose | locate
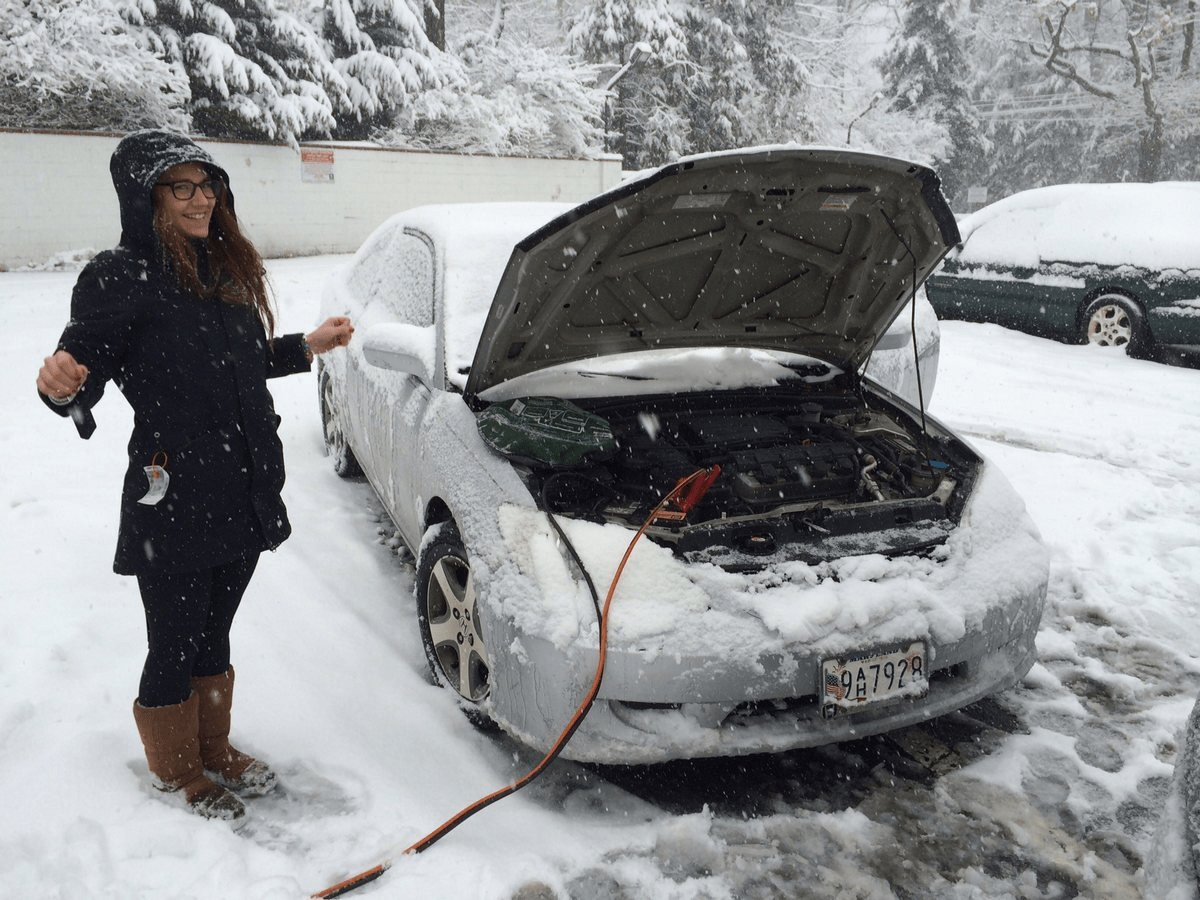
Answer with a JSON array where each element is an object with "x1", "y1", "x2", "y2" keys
[{"x1": 312, "y1": 468, "x2": 714, "y2": 898}]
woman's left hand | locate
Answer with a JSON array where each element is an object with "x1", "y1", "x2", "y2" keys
[{"x1": 306, "y1": 317, "x2": 355, "y2": 356}]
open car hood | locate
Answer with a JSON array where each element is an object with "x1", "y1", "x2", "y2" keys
[{"x1": 464, "y1": 146, "x2": 959, "y2": 398}]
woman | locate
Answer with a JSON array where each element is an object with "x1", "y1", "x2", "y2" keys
[{"x1": 35, "y1": 130, "x2": 355, "y2": 822}]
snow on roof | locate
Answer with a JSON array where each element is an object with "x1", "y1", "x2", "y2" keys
[
  {"x1": 956, "y1": 182, "x2": 1200, "y2": 271},
  {"x1": 384, "y1": 202, "x2": 574, "y2": 388}
]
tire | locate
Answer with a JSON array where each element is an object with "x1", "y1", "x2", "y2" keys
[
  {"x1": 415, "y1": 523, "x2": 493, "y2": 715},
  {"x1": 1081, "y1": 293, "x2": 1148, "y2": 356},
  {"x1": 318, "y1": 370, "x2": 362, "y2": 478}
]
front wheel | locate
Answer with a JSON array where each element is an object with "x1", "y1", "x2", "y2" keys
[
  {"x1": 319, "y1": 370, "x2": 361, "y2": 478},
  {"x1": 1081, "y1": 293, "x2": 1148, "y2": 356},
  {"x1": 416, "y1": 523, "x2": 492, "y2": 709}
]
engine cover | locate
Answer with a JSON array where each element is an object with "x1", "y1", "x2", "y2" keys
[{"x1": 729, "y1": 442, "x2": 859, "y2": 505}]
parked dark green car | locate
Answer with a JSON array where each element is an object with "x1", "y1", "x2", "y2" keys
[{"x1": 924, "y1": 183, "x2": 1200, "y2": 364}]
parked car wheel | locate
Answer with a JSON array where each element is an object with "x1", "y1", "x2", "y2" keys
[
  {"x1": 1081, "y1": 293, "x2": 1147, "y2": 355},
  {"x1": 416, "y1": 523, "x2": 492, "y2": 708},
  {"x1": 319, "y1": 371, "x2": 362, "y2": 477}
]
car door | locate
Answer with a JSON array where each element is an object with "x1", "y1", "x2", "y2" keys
[
  {"x1": 969, "y1": 263, "x2": 1053, "y2": 334},
  {"x1": 377, "y1": 229, "x2": 436, "y2": 546},
  {"x1": 340, "y1": 225, "x2": 397, "y2": 502},
  {"x1": 930, "y1": 258, "x2": 1021, "y2": 323}
]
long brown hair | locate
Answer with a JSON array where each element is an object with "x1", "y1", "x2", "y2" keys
[{"x1": 153, "y1": 190, "x2": 277, "y2": 338}]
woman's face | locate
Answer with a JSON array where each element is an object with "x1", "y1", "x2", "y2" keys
[{"x1": 153, "y1": 162, "x2": 218, "y2": 240}]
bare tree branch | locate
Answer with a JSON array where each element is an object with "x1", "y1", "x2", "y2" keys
[
  {"x1": 1027, "y1": 2, "x2": 1127, "y2": 99},
  {"x1": 1128, "y1": 29, "x2": 1159, "y2": 113},
  {"x1": 1126, "y1": 28, "x2": 1164, "y2": 179},
  {"x1": 1051, "y1": 42, "x2": 1130, "y2": 60},
  {"x1": 1026, "y1": 42, "x2": 1121, "y2": 99}
]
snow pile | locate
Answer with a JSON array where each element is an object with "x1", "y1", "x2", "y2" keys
[
  {"x1": 1146, "y1": 694, "x2": 1200, "y2": 899},
  {"x1": 14, "y1": 248, "x2": 99, "y2": 272},
  {"x1": 496, "y1": 463, "x2": 1046, "y2": 666}
]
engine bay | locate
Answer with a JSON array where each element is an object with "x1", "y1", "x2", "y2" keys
[{"x1": 489, "y1": 384, "x2": 980, "y2": 567}]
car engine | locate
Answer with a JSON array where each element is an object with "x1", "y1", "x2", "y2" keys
[{"x1": 488, "y1": 384, "x2": 980, "y2": 570}]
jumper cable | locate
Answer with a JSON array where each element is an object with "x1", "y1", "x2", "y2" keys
[{"x1": 312, "y1": 466, "x2": 719, "y2": 898}]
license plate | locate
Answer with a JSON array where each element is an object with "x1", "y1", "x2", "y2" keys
[{"x1": 821, "y1": 641, "x2": 928, "y2": 718}]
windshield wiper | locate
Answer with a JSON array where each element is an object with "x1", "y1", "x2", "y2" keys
[{"x1": 576, "y1": 370, "x2": 655, "y2": 380}]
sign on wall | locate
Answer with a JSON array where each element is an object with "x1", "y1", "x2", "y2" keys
[{"x1": 301, "y1": 148, "x2": 335, "y2": 183}]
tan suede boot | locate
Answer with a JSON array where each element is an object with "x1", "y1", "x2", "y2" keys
[
  {"x1": 192, "y1": 667, "x2": 277, "y2": 797},
  {"x1": 132, "y1": 693, "x2": 245, "y2": 821}
]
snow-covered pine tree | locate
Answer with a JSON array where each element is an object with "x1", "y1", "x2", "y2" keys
[
  {"x1": 679, "y1": 0, "x2": 764, "y2": 156},
  {"x1": 0, "y1": 0, "x2": 189, "y2": 132},
  {"x1": 323, "y1": 0, "x2": 448, "y2": 139},
  {"x1": 698, "y1": 0, "x2": 812, "y2": 148},
  {"x1": 878, "y1": 0, "x2": 987, "y2": 206},
  {"x1": 569, "y1": 0, "x2": 696, "y2": 166},
  {"x1": 143, "y1": 0, "x2": 347, "y2": 144},
  {"x1": 569, "y1": 0, "x2": 811, "y2": 168},
  {"x1": 379, "y1": 0, "x2": 607, "y2": 157}
]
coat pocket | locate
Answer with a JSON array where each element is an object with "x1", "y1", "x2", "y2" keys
[{"x1": 128, "y1": 427, "x2": 253, "y2": 518}]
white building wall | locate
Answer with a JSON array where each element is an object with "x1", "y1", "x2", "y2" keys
[{"x1": 0, "y1": 129, "x2": 622, "y2": 269}]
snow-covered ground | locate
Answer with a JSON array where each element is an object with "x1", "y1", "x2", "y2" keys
[{"x1": 2, "y1": 255, "x2": 1198, "y2": 899}]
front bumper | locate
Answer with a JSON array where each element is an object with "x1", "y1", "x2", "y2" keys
[
  {"x1": 474, "y1": 461, "x2": 1048, "y2": 764},
  {"x1": 488, "y1": 579, "x2": 1043, "y2": 764}
]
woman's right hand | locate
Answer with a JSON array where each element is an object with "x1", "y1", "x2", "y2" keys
[{"x1": 37, "y1": 350, "x2": 89, "y2": 402}]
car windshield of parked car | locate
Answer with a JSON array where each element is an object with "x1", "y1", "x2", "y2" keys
[{"x1": 956, "y1": 183, "x2": 1200, "y2": 271}]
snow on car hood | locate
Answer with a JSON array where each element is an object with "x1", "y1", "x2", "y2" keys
[
  {"x1": 494, "y1": 462, "x2": 1047, "y2": 663},
  {"x1": 465, "y1": 146, "x2": 959, "y2": 397}
]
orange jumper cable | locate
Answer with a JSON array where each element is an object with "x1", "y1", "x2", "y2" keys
[{"x1": 313, "y1": 466, "x2": 719, "y2": 898}]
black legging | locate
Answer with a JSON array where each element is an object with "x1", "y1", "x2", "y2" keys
[{"x1": 135, "y1": 553, "x2": 259, "y2": 707}]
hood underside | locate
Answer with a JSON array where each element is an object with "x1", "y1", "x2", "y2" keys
[{"x1": 465, "y1": 147, "x2": 959, "y2": 398}]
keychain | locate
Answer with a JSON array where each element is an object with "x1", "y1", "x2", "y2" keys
[{"x1": 137, "y1": 451, "x2": 170, "y2": 506}]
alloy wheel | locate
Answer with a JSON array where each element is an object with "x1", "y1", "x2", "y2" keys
[
  {"x1": 424, "y1": 552, "x2": 490, "y2": 702},
  {"x1": 1086, "y1": 303, "x2": 1133, "y2": 348}
]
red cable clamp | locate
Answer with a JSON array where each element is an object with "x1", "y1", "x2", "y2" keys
[{"x1": 653, "y1": 465, "x2": 722, "y2": 522}]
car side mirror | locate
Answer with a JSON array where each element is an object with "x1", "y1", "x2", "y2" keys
[{"x1": 361, "y1": 323, "x2": 437, "y2": 385}]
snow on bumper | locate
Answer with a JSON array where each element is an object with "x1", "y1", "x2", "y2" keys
[{"x1": 480, "y1": 461, "x2": 1048, "y2": 764}]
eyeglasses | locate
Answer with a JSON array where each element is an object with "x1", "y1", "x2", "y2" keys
[{"x1": 154, "y1": 179, "x2": 224, "y2": 201}]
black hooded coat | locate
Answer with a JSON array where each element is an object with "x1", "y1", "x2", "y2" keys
[{"x1": 41, "y1": 130, "x2": 311, "y2": 575}]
